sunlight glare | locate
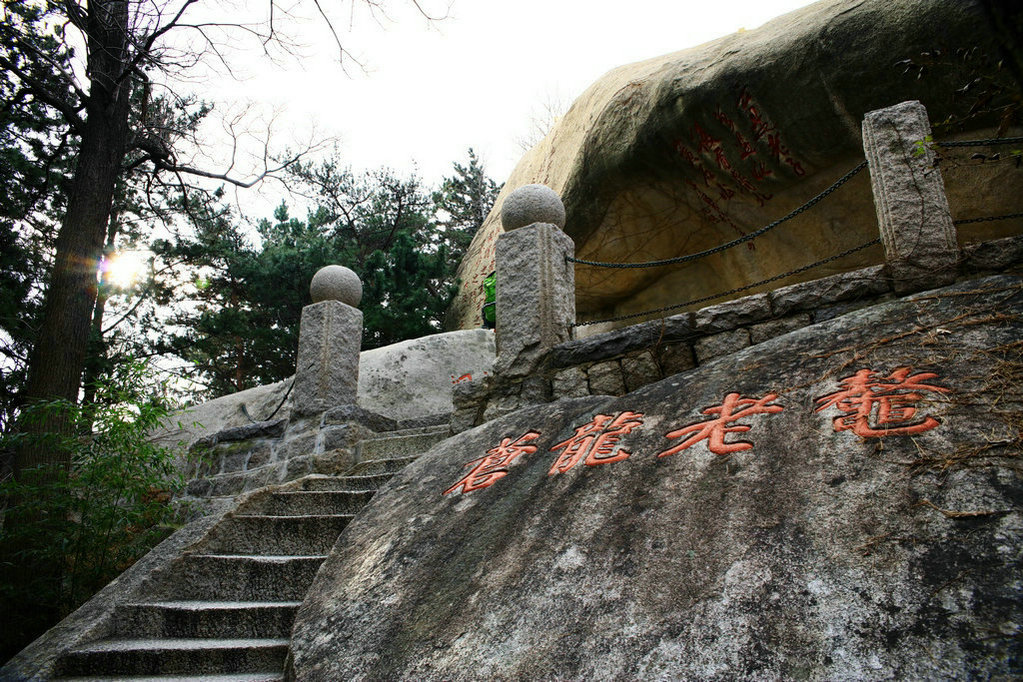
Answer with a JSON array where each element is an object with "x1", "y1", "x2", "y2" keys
[{"x1": 104, "y1": 251, "x2": 149, "y2": 289}]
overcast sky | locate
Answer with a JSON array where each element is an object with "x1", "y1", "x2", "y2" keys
[{"x1": 190, "y1": 0, "x2": 816, "y2": 214}]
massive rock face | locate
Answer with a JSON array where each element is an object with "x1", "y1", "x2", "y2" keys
[
  {"x1": 291, "y1": 275, "x2": 1022, "y2": 680},
  {"x1": 450, "y1": 0, "x2": 1023, "y2": 331}
]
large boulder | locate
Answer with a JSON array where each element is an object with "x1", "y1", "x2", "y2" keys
[
  {"x1": 291, "y1": 275, "x2": 1023, "y2": 679},
  {"x1": 450, "y1": 0, "x2": 1023, "y2": 331}
]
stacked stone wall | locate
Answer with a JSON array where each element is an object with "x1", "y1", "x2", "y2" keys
[{"x1": 451, "y1": 233, "x2": 1023, "y2": 432}]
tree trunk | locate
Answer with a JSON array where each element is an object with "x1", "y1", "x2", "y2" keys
[{"x1": 15, "y1": 1, "x2": 133, "y2": 476}]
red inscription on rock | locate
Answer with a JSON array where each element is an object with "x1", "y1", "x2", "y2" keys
[
  {"x1": 443, "y1": 431, "x2": 541, "y2": 495},
  {"x1": 658, "y1": 393, "x2": 784, "y2": 457},
  {"x1": 815, "y1": 368, "x2": 950, "y2": 437},
  {"x1": 549, "y1": 412, "x2": 645, "y2": 475}
]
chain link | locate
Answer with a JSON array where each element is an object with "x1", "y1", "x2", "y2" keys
[
  {"x1": 567, "y1": 160, "x2": 868, "y2": 269},
  {"x1": 936, "y1": 136, "x2": 1023, "y2": 148},
  {"x1": 953, "y1": 212, "x2": 1023, "y2": 226},
  {"x1": 572, "y1": 238, "x2": 881, "y2": 328}
]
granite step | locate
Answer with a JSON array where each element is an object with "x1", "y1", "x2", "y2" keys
[
  {"x1": 356, "y1": 426, "x2": 449, "y2": 461},
  {"x1": 345, "y1": 455, "x2": 419, "y2": 477},
  {"x1": 55, "y1": 638, "x2": 289, "y2": 677},
  {"x1": 55, "y1": 674, "x2": 283, "y2": 682},
  {"x1": 113, "y1": 601, "x2": 301, "y2": 639},
  {"x1": 252, "y1": 489, "x2": 375, "y2": 516},
  {"x1": 154, "y1": 555, "x2": 326, "y2": 602},
  {"x1": 198, "y1": 514, "x2": 354, "y2": 555},
  {"x1": 298, "y1": 472, "x2": 396, "y2": 492}
]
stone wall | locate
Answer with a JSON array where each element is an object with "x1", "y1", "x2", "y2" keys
[
  {"x1": 451, "y1": 233, "x2": 1023, "y2": 432},
  {"x1": 177, "y1": 407, "x2": 443, "y2": 509}
]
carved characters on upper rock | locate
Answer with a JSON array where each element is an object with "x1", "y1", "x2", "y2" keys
[{"x1": 443, "y1": 366, "x2": 950, "y2": 496}]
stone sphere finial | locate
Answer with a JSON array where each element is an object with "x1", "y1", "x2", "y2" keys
[
  {"x1": 500, "y1": 184, "x2": 566, "y2": 231},
  {"x1": 310, "y1": 265, "x2": 362, "y2": 307}
]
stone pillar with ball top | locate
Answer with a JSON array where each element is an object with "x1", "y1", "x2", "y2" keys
[
  {"x1": 293, "y1": 265, "x2": 363, "y2": 416},
  {"x1": 495, "y1": 184, "x2": 575, "y2": 378},
  {"x1": 862, "y1": 100, "x2": 959, "y2": 293}
]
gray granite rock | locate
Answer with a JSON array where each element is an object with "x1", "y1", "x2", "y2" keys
[
  {"x1": 550, "y1": 314, "x2": 695, "y2": 368},
  {"x1": 494, "y1": 223, "x2": 575, "y2": 377},
  {"x1": 656, "y1": 342, "x2": 696, "y2": 376},
  {"x1": 621, "y1": 351, "x2": 661, "y2": 392},
  {"x1": 500, "y1": 184, "x2": 566, "y2": 231},
  {"x1": 309, "y1": 264, "x2": 362, "y2": 306},
  {"x1": 290, "y1": 275, "x2": 1023, "y2": 681},
  {"x1": 749, "y1": 314, "x2": 813, "y2": 345},
  {"x1": 552, "y1": 367, "x2": 590, "y2": 399},
  {"x1": 587, "y1": 360, "x2": 626, "y2": 396},
  {"x1": 694, "y1": 292, "x2": 772, "y2": 333},
  {"x1": 293, "y1": 300, "x2": 361, "y2": 416},
  {"x1": 863, "y1": 100, "x2": 959, "y2": 292},
  {"x1": 693, "y1": 328, "x2": 751, "y2": 364},
  {"x1": 962, "y1": 233, "x2": 1023, "y2": 273},
  {"x1": 769, "y1": 265, "x2": 890, "y2": 317}
]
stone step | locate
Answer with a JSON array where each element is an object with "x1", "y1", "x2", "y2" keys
[
  {"x1": 56, "y1": 671, "x2": 284, "y2": 681},
  {"x1": 345, "y1": 455, "x2": 418, "y2": 477},
  {"x1": 155, "y1": 555, "x2": 325, "y2": 602},
  {"x1": 356, "y1": 428, "x2": 449, "y2": 461},
  {"x1": 56, "y1": 638, "x2": 288, "y2": 677},
  {"x1": 252, "y1": 489, "x2": 375, "y2": 516},
  {"x1": 198, "y1": 514, "x2": 354, "y2": 555},
  {"x1": 298, "y1": 473, "x2": 395, "y2": 492},
  {"x1": 113, "y1": 601, "x2": 301, "y2": 639}
]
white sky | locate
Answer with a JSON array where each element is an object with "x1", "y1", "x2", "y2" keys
[{"x1": 185, "y1": 0, "x2": 815, "y2": 215}]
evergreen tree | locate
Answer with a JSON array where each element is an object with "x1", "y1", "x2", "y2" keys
[{"x1": 432, "y1": 148, "x2": 502, "y2": 272}]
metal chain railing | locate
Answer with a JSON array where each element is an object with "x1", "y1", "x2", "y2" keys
[
  {"x1": 935, "y1": 136, "x2": 1023, "y2": 148},
  {"x1": 572, "y1": 238, "x2": 881, "y2": 329},
  {"x1": 566, "y1": 160, "x2": 868, "y2": 269},
  {"x1": 954, "y1": 212, "x2": 1023, "y2": 226}
]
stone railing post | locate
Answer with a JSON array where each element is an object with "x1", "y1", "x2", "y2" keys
[
  {"x1": 862, "y1": 100, "x2": 959, "y2": 293},
  {"x1": 494, "y1": 184, "x2": 575, "y2": 378},
  {"x1": 293, "y1": 265, "x2": 363, "y2": 416}
]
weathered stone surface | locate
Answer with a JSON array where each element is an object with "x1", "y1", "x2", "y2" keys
[
  {"x1": 244, "y1": 441, "x2": 273, "y2": 469},
  {"x1": 495, "y1": 223, "x2": 575, "y2": 377},
  {"x1": 450, "y1": 0, "x2": 1020, "y2": 330},
  {"x1": 587, "y1": 360, "x2": 626, "y2": 396},
  {"x1": 656, "y1": 342, "x2": 696, "y2": 376},
  {"x1": 621, "y1": 351, "x2": 660, "y2": 392},
  {"x1": 552, "y1": 367, "x2": 589, "y2": 399},
  {"x1": 694, "y1": 328, "x2": 751, "y2": 364},
  {"x1": 321, "y1": 405, "x2": 395, "y2": 433},
  {"x1": 500, "y1": 184, "x2": 566, "y2": 231},
  {"x1": 863, "y1": 100, "x2": 959, "y2": 292},
  {"x1": 292, "y1": 275, "x2": 1023, "y2": 681},
  {"x1": 769, "y1": 265, "x2": 890, "y2": 316},
  {"x1": 549, "y1": 314, "x2": 694, "y2": 368},
  {"x1": 293, "y1": 300, "x2": 362, "y2": 416},
  {"x1": 321, "y1": 424, "x2": 374, "y2": 452},
  {"x1": 358, "y1": 329, "x2": 495, "y2": 422},
  {"x1": 277, "y1": 432, "x2": 319, "y2": 461},
  {"x1": 309, "y1": 264, "x2": 362, "y2": 306},
  {"x1": 694, "y1": 293, "x2": 772, "y2": 333},
  {"x1": 962, "y1": 233, "x2": 1023, "y2": 272},
  {"x1": 749, "y1": 314, "x2": 813, "y2": 345}
]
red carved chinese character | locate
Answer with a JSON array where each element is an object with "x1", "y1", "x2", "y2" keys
[
  {"x1": 714, "y1": 147, "x2": 732, "y2": 171},
  {"x1": 714, "y1": 108, "x2": 737, "y2": 132},
  {"x1": 735, "y1": 131, "x2": 757, "y2": 160},
  {"x1": 549, "y1": 412, "x2": 645, "y2": 475},
  {"x1": 750, "y1": 161, "x2": 774, "y2": 181},
  {"x1": 815, "y1": 368, "x2": 950, "y2": 437},
  {"x1": 693, "y1": 123, "x2": 721, "y2": 154},
  {"x1": 658, "y1": 393, "x2": 784, "y2": 457},
  {"x1": 444, "y1": 431, "x2": 541, "y2": 495}
]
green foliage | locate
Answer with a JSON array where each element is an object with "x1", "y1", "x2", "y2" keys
[
  {"x1": 0, "y1": 361, "x2": 186, "y2": 660},
  {"x1": 158, "y1": 150, "x2": 501, "y2": 399}
]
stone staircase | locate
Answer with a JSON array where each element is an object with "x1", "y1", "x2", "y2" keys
[{"x1": 49, "y1": 425, "x2": 449, "y2": 681}]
